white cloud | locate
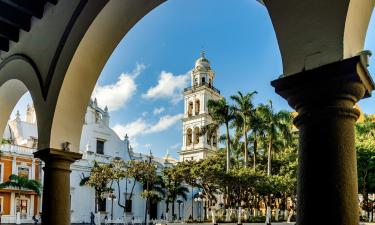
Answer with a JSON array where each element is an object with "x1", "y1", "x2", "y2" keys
[
  {"x1": 153, "y1": 107, "x2": 165, "y2": 115},
  {"x1": 169, "y1": 143, "x2": 181, "y2": 150},
  {"x1": 145, "y1": 114, "x2": 183, "y2": 134},
  {"x1": 112, "y1": 118, "x2": 148, "y2": 138},
  {"x1": 92, "y1": 63, "x2": 146, "y2": 111},
  {"x1": 142, "y1": 71, "x2": 189, "y2": 103},
  {"x1": 112, "y1": 114, "x2": 183, "y2": 139}
]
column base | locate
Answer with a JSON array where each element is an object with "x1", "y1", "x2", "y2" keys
[{"x1": 34, "y1": 148, "x2": 82, "y2": 225}]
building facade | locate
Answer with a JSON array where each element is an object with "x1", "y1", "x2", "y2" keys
[
  {"x1": 1, "y1": 100, "x2": 177, "y2": 223},
  {"x1": 180, "y1": 52, "x2": 222, "y2": 161}
]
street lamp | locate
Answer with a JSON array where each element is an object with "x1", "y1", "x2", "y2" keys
[
  {"x1": 108, "y1": 192, "x2": 117, "y2": 220},
  {"x1": 194, "y1": 192, "x2": 203, "y2": 222},
  {"x1": 177, "y1": 198, "x2": 183, "y2": 221}
]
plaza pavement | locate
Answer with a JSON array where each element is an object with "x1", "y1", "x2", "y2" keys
[{"x1": 9, "y1": 222, "x2": 368, "y2": 225}]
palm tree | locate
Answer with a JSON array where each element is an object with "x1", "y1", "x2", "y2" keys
[
  {"x1": 231, "y1": 91, "x2": 257, "y2": 167},
  {"x1": 248, "y1": 109, "x2": 265, "y2": 170},
  {"x1": 0, "y1": 174, "x2": 41, "y2": 214},
  {"x1": 207, "y1": 98, "x2": 235, "y2": 172},
  {"x1": 167, "y1": 182, "x2": 189, "y2": 220},
  {"x1": 258, "y1": 101, "x2": 292, "y2": 176}
]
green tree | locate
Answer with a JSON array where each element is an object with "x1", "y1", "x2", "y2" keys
[
  {"x1": 356, "y1": 115, "x2": 375, "y2": 220},
  {"x1": 80, "y1": 161, "x2": 114, "y2": 212},
  {"x1": 258, "y1": 101, "x2": 293, "y2": 176},
  {"x1": 0, "y1": 174, "x2": 41, "y2": 213},
  {"x1": 207, "y1": 98, "x2": 235, "y2": 171},
  {"x1": 231, "y1": 91, "x2": 257, "y2": 167},
  {"x1": 110, "y1": 157, "x2": 130, "y2": 213},
  {"x1": 163, "y1": 169, "x2": 189, "y2": 220},
  {"x1": 249, "y1": 108, "x2": 265, "y2": 170}
]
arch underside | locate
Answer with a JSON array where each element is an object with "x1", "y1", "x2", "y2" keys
[{"x1": 0, "y1": 0, "x2": 373, "y2": 153}]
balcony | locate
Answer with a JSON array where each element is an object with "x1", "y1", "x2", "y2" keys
[
  {"x1": 184, "y1": 82, "x2": 220, "y2": 94},
  {"x1": 0, "y1": 144, "x2": 36, "y2": 155}
]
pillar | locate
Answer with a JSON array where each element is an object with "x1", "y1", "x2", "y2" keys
[
  {"x1": 31, "y1": 159, "x2": 35, "y2": 180},
  {"x1": 34, "y1": 148, "x2": 82, "y2": 225},
  {"x1": 271, "y1": 56, "x2": 374, "y2": 225}
]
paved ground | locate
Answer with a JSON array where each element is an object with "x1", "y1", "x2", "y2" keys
[{"x1": 0, "y1": 223, "x2": 374, "y2": 225}]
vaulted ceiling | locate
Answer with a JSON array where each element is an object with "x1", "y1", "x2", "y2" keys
[{"x1": 0, "y1": 0, "x2": 57, "y2": 52}]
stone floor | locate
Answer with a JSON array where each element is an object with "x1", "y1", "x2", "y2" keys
[{"x1": 1, "y1": 223, "x2": 374, "y2": 225}]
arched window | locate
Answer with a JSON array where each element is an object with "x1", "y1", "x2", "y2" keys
[
  {"x1": 195, "y1": 99, "x2": 200, "y2": 115},
  {"x1": 194, "y1": 127, "x2": 200, "y2": 144},
  {"x1": 207, "y1": 133, "x2": 211, "y2": 145},
  {"x1": 212, "y1": 133, "x2": 217, "y2": 147},
  {"x1": 188, "y1": 102, "x2": 193, "y2": 117},
  {"x1": 186, "y1": 128, "x2": 192, "y2": 146}
]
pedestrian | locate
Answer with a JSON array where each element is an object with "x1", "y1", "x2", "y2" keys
[
  {"x1": 90, "y1": 212, "x2": 96, "y2": 225},
  {"x1": 32, "y1": 215, "x2": 38, "y2": 224},
  {"x1": 287, "y1": 205, "x2": 294, "y2": 223}
]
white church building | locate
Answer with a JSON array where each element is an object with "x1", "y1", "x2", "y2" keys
[{"x1": 0, "y1": 53, "x2": 222, "y2": 223}]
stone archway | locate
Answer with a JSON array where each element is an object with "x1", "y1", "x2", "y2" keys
[{"x1": 0, "y1": 1, "x2": 373, "y2": 225}]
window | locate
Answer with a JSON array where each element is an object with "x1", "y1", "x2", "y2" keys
[
  {"x1": 202, "y1": 77, "x2": 205, "y2": 84},
  {"x1": 125, "y1": 200, "x2": 132, "y2": 213},
  {"x1": 207, "y1": 134, "x2": 211, "y2": 146},
  {"x1": 96, "y1": 140, "x2": 105, "y2": 155},
  {"x1": 195, "y1": 100, "x2": 200, "y2": 115},
  {"x1": 186, "y1": 129, "x2": 192, "y2": 146},
  {"x1": 194, "y1": 127, "x2": 200, "y2": 144},
  {"x1": 0, "y1": 196, "x2": 3, "y2": 213},
  {"x1": 0, "y1": 163, "x2": 3, "y2": 183},
  {"x1": 212, "y1": 133, "x2": 217, "y2": 147},
  {"x1": 95, "y1": 111, "x2": 102, "y2": 123},
  {"x1": 188, "y1": 102, "x2": 193, "y2": 117},
  {"x1": 18, "y1": 166, "x2": 30, "y2": 178}
]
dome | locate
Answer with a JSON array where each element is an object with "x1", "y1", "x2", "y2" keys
[{"x1": 195, "y1": 51, "x2": 211, "y2": 70}]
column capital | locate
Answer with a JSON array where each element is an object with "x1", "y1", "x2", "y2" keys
[
  {"x1": 34, "y1": 148, "x2": 82, "y2": 172},
  {"x1": 271, "y1": 56, "x2": 374, "y2": 126},
  {"x1": 34, "y1": 148, "x2": 82, "y2": 163}
]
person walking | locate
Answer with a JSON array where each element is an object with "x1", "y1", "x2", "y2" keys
[
  {"x1": 90, "y1": 212, "x2": 96, "y2": 225},
  {"x1": 32, "y1": 215, "x2": 38, "y2": 224}
]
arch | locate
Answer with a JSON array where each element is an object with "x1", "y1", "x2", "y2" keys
[
  {"x1": 0, "y1": 80, "x2": 29, "y2": 137},
  {"x1": 264, "y1": 0, "x2": 375, "y2": 75},
  {"x1": 212, "y1": 132, "x2": 217, "y2": 147},
  {"x1": 49, "y1": 0, "x2": 165, "y2": 152},
  {"x1": 206, "y1": 133, "x2": 211, "y2": 146},
  {"x1": 0, "y1": 56, "x2": 44, "y2": 146},
  {"x1": 188, "y1": 101, "x2": 194, "y2": 117},
  {"x1": 194, "y1": 127, "x2": 200, "y2": 144},
  {"x1": 186, "y1": 128, "x2": 192, "y2": 146},
  {"x1": 195, "y1": 99, "x2": 200, "y2": 115}
]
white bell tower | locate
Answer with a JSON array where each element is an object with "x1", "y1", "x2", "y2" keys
[{"x1": 179, "y1": 52, "x2": 222, "y2": 161}]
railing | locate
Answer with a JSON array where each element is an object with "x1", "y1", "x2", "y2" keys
[
  {"x1": 184, "y1": 83, "x2": 220, "y2": 94},
  {"x1": 0, "y1": 144, "x2": 36, "y2": 155}
]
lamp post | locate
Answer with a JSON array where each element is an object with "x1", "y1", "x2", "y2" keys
[
  {"x1": 194, "y1": 192, "x2": 203, "y2": 222},
  {"x1": 144, "y1": 150, "x2": 153, "y2": 225},
  {"x1": 108, "y1": 192, "x2": 117, "y2": 220},
  {"x1": 177, "y1": 199, "x2": 183, "y2": 221}
]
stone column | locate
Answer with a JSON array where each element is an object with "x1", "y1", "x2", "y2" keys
[
  {"x1": 34, "y1": 148, "x2": 82, "y2": 225},
  {"x1": 271, "y1": 56, "x2": 374, "y2": 225}
]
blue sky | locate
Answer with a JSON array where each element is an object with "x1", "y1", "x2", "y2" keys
[{"x1": 12, "y1": 1, "x2": 375, "y2": 159}]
